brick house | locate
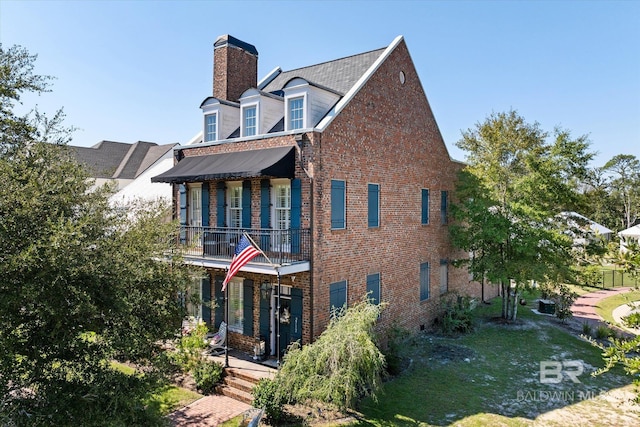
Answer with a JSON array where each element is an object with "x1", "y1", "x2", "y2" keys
[{"x1": 153, "y1": 35, "x2": 496, "y2": 358}]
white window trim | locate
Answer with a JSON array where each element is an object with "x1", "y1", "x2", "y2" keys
[
  {"x1": 285, "y1": 94, "x2": 306, "y2": 131},
  {"x1": 188, "y1": 183, "x2": 202, "y2": 227},
  {"x1": 271, "y1": 179, "x2": 291, "y2": 251},
  {"x1": 204, "y1": 112, "x2": 218, "y2": 142},
  {"x1": 227, "y1": 181, "x2": 243, "y2": 228},
  {"x1": 227, "y1": 278, "x2": 244, "y2": 333},
  {"x1": 241, "y1": 102, "x2": 259, "y2": 137}
]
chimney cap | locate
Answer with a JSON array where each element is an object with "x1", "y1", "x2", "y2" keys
[{"x1": 214, "y1": 35, "x2": 258, "y2": 57}]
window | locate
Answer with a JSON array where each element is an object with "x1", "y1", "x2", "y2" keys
[
  {"x1": 368, "y1": 183, "x2": 380, "y2": 228},
  {"x1": 421, "y1": 189, "x2": 430, "y2": 225},
  {"x1": 420, "y1": 262, "x2": 430, "y2": 301},
  {"x1": 227, "y1": 182, "x2": 242, "y2": 228},
  {"x1": 329, "y1": 280, "x2": 347, "y2": 315},
  {"x1": 272, "y1": 180, "x2": 291, "y2": 249},
  {"x1": 441, "y1": 190, "x2": 448, "y2": 225},
  {"x1": 204, "y1": 113, "x2": 217, "y2": 142},
  {"x1": 188, "y1": 184, "x2": 202, "y2": 227},
  {"x1": 186, "y1": 278, "x2": 203, "y2": 319},
  {"x1": 243, "y1": 105, "x2": 257, "y2": 136},
  {"x1": 289, "y1": 97, "x2": 304, "y2": 130},
  {"x1": 227, "y1": 279, "x2": 244, "y2": 333},
  {"x1": 366, "y1": 273, "x2": 381, "y2": 305},
  {"x1": 440, "y1": 259, "x2": 448, "y2": 294},
  {"x1": 331, "y1": 179, "x2": 346, "y2": 229}
]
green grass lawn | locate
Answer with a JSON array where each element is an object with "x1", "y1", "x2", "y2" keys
[
  {"x1": 594, "y1": 290, "x2": 640, "y2": 325},
  {"x1": 354, "y1": 292, "x2": 638, "y2": 427},
  {"x1": 111, "y1": 361, "x2": 202, "y2": 416}
]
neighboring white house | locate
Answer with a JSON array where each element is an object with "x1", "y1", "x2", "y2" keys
[
  {"x1": 561, "y1": 211, "x2": 613, "y2": 247},
  {"x1": 68, "y1": 136, "x2": 199, "y2": 206},
  {"x1": 619, "y1": 224, "x2": 640, "y2": 253}
]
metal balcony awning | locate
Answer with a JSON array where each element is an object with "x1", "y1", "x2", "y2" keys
[{"x1": 151, "y1": 146, "x2": 295, "y2": 183}]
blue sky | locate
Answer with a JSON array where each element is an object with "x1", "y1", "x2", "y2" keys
[{"x1": 1, "y1": 0, "x2": 638, "y2": 166}]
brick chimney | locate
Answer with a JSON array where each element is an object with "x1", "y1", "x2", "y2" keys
[{"x1": 213, "y1": 35, "x2": 258, "y2": 102}]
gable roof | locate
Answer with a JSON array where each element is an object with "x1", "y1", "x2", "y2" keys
[
  {"x1": 70, "y1": 141, "x2": 176, "y2": 180},
  {"x1": 261, "y1": 48, "x2": 386, "y2": 96}
]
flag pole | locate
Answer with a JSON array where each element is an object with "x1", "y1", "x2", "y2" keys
[
  {"x1": 224, "y1": 268, "x2": 229, "y2": 368},
  {"x1": 276, "y1": 267, "x2": 281, "y2": 367}
]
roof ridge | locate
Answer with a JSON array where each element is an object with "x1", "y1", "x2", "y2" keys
[
  {"x1": 280, "y1": 47, "x2": 386, "y2": 74},
  {"x1": 113, "y1": 142, "x2": 154, "y2": 179}
]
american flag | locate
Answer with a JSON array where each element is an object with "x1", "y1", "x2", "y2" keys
[{"x1": 222, "y1": 234, "x2": 261, "y2": 291}]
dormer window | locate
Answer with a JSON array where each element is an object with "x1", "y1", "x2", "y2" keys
[
  {"x1": 288, "y1": 97, "x2": 304, "y2": 130},
  {"x1": 243, "y1": 105, "x2": 257, "y2": 137},
  {"x1": 204, "y1": 113, "x2": 217, "y2": 142}
]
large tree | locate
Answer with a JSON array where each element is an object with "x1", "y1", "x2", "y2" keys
[
  {"x1": 450, "y1": 110, "x2": 593, "y2": 320},
  {"x1": 0, "y1": 44, "x2": 194, "y2": 425},
  {"x1": 602, "y1": 154, "x2": 640, "y2": 230}
]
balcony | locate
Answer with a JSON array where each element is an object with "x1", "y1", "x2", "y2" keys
[{"x1": 179, "y1": 226, "x2": 310, "y2": 267}]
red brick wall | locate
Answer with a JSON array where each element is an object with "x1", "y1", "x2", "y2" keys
[{"x1": 309, "y1": 40, "x2": 497, "y2": 338}]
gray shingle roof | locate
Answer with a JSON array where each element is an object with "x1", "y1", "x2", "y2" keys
[
  {"x1": 261, "y1": 48, "x2": 385, "y2": 96},
  {"x1": 70, "y1": 141, "x2": 176, "y2": 180}
]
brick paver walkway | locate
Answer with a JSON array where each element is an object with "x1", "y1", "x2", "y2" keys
[
  {"x1": 570, "y1": 287, "x2": 632, "y2": 327},
  {"x1": 167, "y1": 394, "x2": 251, "y2": 427}
]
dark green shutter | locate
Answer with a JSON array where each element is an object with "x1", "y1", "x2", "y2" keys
[
  {"x1": 331, "y1": 180, "x2": 345, "y2": 229},
  {"x1": 421, "y1": 189, "x2": 429, "y2": 224},
  {"x1": 242, "y1": 180, "x2": 252, "y2": 228},
  {"x1": 216, "y1": 182, "x2": 226, "y2": 227},
  {"x1": 290, "y1": 288, "x2": 302, "y2": 343},
  {"x1": 366, "y1": 273, "x2": 380, "y2": 305},
  {"x1": 291, "y1": 179, "x2": 302, "y2": 253},
  {"x1": 243, "y1": 279, "x2": 254, "y2": 336},
  {"x1": 179, "y1": 184, "x2": 187, "y2": 243},
  {"x1": 260, "y1": 180, "x2": 271, "y2": 249},
  {"x1": 420, "y1": 263, "x2": 430, "y2": 301},
  {"x1": 201, "y1": 183, "x2": 210, "y2": 227},
  {"x1": 259, "y1": 284, "x2": 271, "y2": 355},
  {"x1": 202, "y1": 275, "x2": 211, "y2": 326},
  {"x1": 214, "y1": 275, "x2": 225, "y2": 328},
  {"x1": 260, "y1": 180, "x2": 271, "y2": 228},
  {"x1": 441, "y1": 190, "x2": 448, "y2": 225},
  {"x1": 368, "y1": 183, "x2": 379, "y2": 227},
  {"x1": 329, "y1": 280, "x2": 347, "y2": 314}
]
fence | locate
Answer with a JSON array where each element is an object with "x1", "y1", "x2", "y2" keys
[{"x1": 597, "y1": 269, "x2": 639, "y2": 288}]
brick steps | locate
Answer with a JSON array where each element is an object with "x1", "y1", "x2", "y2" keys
[{"x1": 216, "y1": 367, "x2": 262, "y2": 405}]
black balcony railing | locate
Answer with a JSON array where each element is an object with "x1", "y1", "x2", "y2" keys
[{"x1": 179, "y1": 226, "x2": 310, "y2": 265}]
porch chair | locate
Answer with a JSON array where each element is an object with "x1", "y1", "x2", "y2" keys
[{"x1": 206, "y1": 321, "x2": 227, "y2": 355}]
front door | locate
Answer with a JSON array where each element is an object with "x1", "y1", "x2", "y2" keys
[
  {"x1": 268, "y1": 286, "x2": 302, "y2": 357},
  {"x1": 278, "y1": 297, "x2": 291, "y2": 356}
]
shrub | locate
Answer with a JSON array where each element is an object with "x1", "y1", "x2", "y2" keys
[
  {"x1": 192, "y1": 360, "x2": 224, "y2": 394},
  {"x1": 553, "y1": 283, "x2": 578, "y2": 323},
  {"x1": 623, "y1": 312, "x2": 640, "y2": 328},
  {"x1": 172, "y1": 321, "x2": 209, "y2": 372},
  {"x1": 180, "y1": 321, "x2": 209, "y2": 351},
  {"x1": 595, "y1": 325, "x2": 614, "y2": 340},
  {"x1": 579, "y1": 265, "x2": 603, "y2": 288},
  {"x1": 582, "y1": 322, "x2": 593, "y2": 336},
  {"x1": 438, "y1": 293, "x2": 475, "y2": 335},
  {"x1": 273, "y1": 298, "x2": 386, "y2": 410},
  {"x1": 252, "y1": 378, "x2": 285, "y2": 424}
]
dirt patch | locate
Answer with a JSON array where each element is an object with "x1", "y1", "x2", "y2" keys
[{"x1": 428, "y1": 342, "x2": 476, "y2": 363}]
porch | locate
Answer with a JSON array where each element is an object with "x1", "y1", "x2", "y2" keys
[{"x1": 179, "y1": 226, "x2": 310, "y2": 269}]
